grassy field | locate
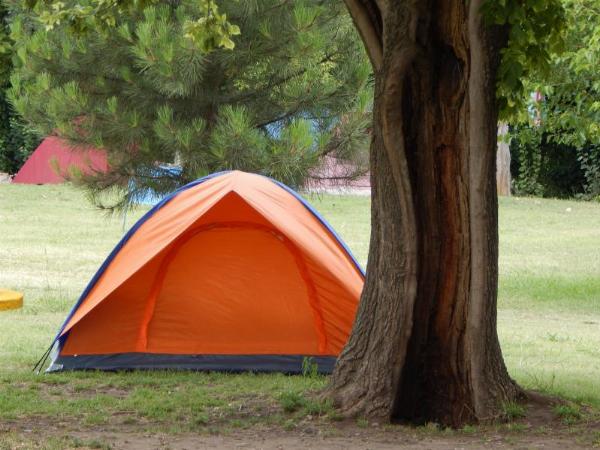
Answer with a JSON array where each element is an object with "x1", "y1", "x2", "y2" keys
[{"x1": 0, "y1": 184, "x2": 599, "y2": 444}]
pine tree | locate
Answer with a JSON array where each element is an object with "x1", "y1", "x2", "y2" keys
[
  {"x1": 0, "y1": 2, "x2": 40, "y2": 174},
  {"x1": 9, "y1": 0, "x2": 371, "y2": 207}
]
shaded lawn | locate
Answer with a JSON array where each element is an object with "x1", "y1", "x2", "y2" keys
[{"x1": 0, "y1": 184, "x2": 599, "y2": 431}]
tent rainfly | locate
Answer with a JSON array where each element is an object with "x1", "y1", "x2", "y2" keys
[{"x1": 45, "y1": 171, "x2": 364, "y2": 374}]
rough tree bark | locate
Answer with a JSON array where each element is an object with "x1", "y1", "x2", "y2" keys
[{"x1": 326, "y1": 0, "x2": 521, "y2": 427}]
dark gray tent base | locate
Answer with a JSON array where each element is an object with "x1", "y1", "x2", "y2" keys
[{"x1": 47, "y1": 353, "x2": 337, "y2": 374}]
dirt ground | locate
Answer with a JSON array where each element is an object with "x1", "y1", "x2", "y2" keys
[
  {"x1": 2, "y1": 394, "x2": 599, "y2": 450},
  {"x1": 44, "y1": 431, "x2": 600, "y2": 449},
  {"x1": 3, "y1": 423, "x2": 598, "y2": 450}
]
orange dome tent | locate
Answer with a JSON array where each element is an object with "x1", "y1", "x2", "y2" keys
[{"x1": 44, "y1": 171, "x2": 364, "y2": 373}]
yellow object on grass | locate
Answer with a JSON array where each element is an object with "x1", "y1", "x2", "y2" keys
[{"x1": 0, "y1": 289, "x2": 23, "y2": 311}]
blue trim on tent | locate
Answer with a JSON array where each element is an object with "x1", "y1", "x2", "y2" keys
[
  {"x1": 265, "y1": 176, "x2": 365, "y2": 277},
  {"x1": 51, "y1": 171, "x2": 230, "y2": 347},
  {"x1": 49, "y1": 170, "x2": 364, "y2": 360},
  {"x1": 48, "y1": 353, "x2": 336, "y2": 374}
]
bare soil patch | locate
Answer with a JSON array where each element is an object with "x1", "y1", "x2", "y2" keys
[
  {"x1": 2, "y1": 424, "x2": 598, "y2": 449},
  {"x1": 2, "y1": 392, "x2": 599, "y2": 449}
]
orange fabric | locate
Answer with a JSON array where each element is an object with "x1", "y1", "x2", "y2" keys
[{"x1": 61, "y1": 171, "x2": 363, "y2": 357}]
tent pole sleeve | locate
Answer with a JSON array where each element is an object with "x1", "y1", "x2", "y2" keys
[{"x1": 136, "y1": 244, "x2": 180, "y2": 351}]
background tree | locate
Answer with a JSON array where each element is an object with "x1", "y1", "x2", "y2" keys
[
  {"x1": 0, "y1": 2, "x2": 39, "y2": 175},
  {"x1": 509, "y1": 125, "x2": 592, "y2": 198},
  {"x1": 9, "y1": 0, "x2": 371, "y2": 207},
  {"x1": 496, "y1": 123, "x2": 511, "y2": 196},
  {"x1": 509, "y1": 0, "x2": 600, "y2": 199}
]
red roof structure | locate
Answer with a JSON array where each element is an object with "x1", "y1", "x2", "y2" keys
[{"x1": 12, "y1": 137, "x2": 107, "y2": 184}]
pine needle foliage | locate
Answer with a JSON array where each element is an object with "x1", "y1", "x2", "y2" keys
[
  {"x1": 8, "y1": 0, "x2": 371, "y2": 209},
  {"x1": 0, "y1": 2, "x2": 40, "y2": 174}
]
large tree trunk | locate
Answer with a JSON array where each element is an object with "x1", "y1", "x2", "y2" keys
[{"x1": 327, "y1": 0, "x2": 521, "y2": 427}]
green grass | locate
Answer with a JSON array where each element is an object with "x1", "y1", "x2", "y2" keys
[
  {"x1": 0, "y1": 369, "x2": 326, "y2": 432},
  {"x1": 0, "y1": 433, "x2": 114, "y2": 450},
  {"x1": 553, "y1": 404, "x2": 582, "y2": 425},
  {"x1": 502, "y1": 401, "x2": 527, "y2": 421},
  {"x1": 0, "y1": 184, "x2": 599, "y2": 429}
]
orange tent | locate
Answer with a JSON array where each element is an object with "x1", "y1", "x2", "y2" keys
[{"x1": 45, "y1": 171, "x2": 364, "y2": 373}]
